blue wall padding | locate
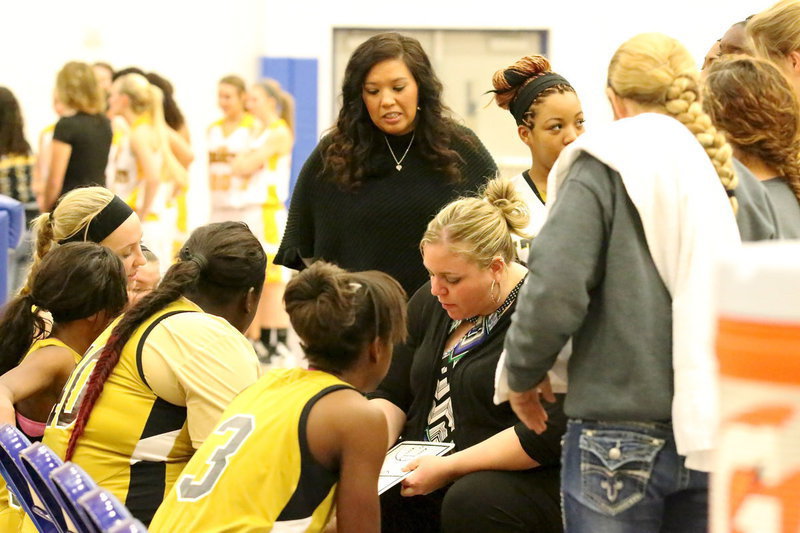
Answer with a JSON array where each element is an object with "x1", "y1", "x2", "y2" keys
[
  {"x1": 0, "y1": 196, "x2": 25, "y2": 249},
  {"x1": 0, "y1": 212, "x2": 9, "y2": 305},
  {"x1": 259, "y1": 57, "x2": 319, "y2": 199}
]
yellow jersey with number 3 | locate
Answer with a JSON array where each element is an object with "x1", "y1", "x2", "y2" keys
[{"x1": 150, "y1": 368, "x2": 352, "y2": 533}]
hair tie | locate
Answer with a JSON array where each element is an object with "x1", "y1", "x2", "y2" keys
[
  {"x1": 25, "y1": 292, "x2": 38, "y2": 307},
  {"x1": 189, "y1": 254, "x2": 209, "y2": 271}
]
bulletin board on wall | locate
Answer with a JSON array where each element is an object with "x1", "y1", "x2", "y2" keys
[{"x1": 332, "y1": 28, "x2": 549, "y2": 179}]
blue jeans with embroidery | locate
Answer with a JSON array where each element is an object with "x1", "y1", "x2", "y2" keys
[{"x1": 562, "y1": 419, "x2": 709, "y2": 533}]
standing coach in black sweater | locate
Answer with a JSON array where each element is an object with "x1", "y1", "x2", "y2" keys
[{"x1": 275, "y1": 32, "x2": 496, "y2": 297}]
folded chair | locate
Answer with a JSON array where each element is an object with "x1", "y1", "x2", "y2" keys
[
  {"x1": 107, "y1": 518, "x2": 148, "y2": 533},
  {"x1": 50, "y1": 462, "x2": 101, "y2": 533},
  {"x1": 77, "y1": 488, "x2": 134, "y2": 533},
  {"x1": 20, "y1": 442, "x2": 73, "y2": 532},
  {"x1": 0, "y1": 424, "x2": 61, "y2": 532}
]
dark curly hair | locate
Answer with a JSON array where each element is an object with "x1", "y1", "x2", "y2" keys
[
  {"x1": 325, "y1": 32, "x2": 471, "y2": 189},
  {"x1": 703, "y1": 55, "x2": 800, "y2": 205}
]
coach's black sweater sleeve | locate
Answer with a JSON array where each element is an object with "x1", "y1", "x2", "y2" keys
[{"x1": 274, "y1": 144, "x2": 324, "y2": 271}]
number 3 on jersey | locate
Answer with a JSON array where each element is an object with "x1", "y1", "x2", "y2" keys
[{"x1": 177, "y1": 415, "x2": 255, "y2": 502}]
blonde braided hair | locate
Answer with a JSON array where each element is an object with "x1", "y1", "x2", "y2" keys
[{"x1": 608, "y1": 33, "x2": 738, "y2": 213}]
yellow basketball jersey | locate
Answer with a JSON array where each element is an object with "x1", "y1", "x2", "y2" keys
[
  {"x1": 0, "y1": 338, "x2": 79, "y2": 532},
  {"x1": 150, "y1": 368, "x2": 353, "y2": 532},
  {"x1": 42, "y1": 299, "x2": 199, "y2": 525}
]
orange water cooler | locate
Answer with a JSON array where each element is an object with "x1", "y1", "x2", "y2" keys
[{"x1": 712, "y1": 242, "x2": 800, "y2": 533}]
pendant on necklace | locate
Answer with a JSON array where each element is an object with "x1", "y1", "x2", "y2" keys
[{"x1": 396, "y1": 164, "x2": 402, "y2": 171}]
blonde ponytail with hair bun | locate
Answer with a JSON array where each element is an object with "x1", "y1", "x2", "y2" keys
[
  {"x1": 421, "y1": 177, "x2": 530, "y2": 267},
  {"x1": 483, "y1": 176, "x2": 530, "y2": 236},
  {"x1": 608, "y1": 33, "x2": 738, "y2": 213}
]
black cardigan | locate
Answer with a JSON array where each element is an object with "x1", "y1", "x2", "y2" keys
[
  {"x1": 371, "y1": 281, "x2": 566, "y2": 467},
  {"x1": 274, "y1": 125, "x2": 497, "y2": 296}
]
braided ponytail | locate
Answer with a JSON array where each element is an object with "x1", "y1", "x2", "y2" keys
[
  {"x1": 664, "y1": 75, "x2": 738, "y2": 212},
  {"x1": 65, "y1": 259, "x2": 203, "y2": 460},
  {"x1": 65, "y1": 221, "x2": 267, "y2": 461},
  {"x1": 23, "y1": 212, "x2": 57, "y2": 295},
  {"x1": 608, "y1": 33, "x2": 738, "y2": 213}
]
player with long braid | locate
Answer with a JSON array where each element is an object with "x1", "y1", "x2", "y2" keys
[
  {"x1": 33, "y1": 222, "x2": 265, "y2": 527},
  {"x1": 502, "y1": 33, "x2": 741, "y2": 532}
]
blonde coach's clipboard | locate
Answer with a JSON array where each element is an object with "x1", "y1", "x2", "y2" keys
[{"x1": 378, "y1": 441, "x2": 455, "y2": 495}]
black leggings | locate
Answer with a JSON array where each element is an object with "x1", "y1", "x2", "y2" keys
[{"x1": 381, "y1": 466, "x2": 562, "y2": 533}]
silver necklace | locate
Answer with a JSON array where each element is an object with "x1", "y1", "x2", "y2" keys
[{"x1": 384, "y1": 132, "x2": 415, "y2": 171}]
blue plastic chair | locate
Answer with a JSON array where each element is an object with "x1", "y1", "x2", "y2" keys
[
  {"x1": 0, "y1": 424, "x2": 60, "y2": 532},
  {"x1": 20, "y1": 442, "x2": 70, "y2": 532},
  {"x1": 107, "y1": 518, "x2": 148, "y2": 532},
  {"x1": 50, "y1": 462, "x2": 100, "y2": 533},
  {"x1": 78, "y1": 488, "x2": 133, "y2": 532}
]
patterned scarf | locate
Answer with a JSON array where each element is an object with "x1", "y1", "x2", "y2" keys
[{"x1": 424, "y1": 276, "x2": 526, "y2": 443}]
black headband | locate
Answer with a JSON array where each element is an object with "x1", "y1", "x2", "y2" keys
[
  {"x1": 58, "y1": 195, "x2": 134, "y2": 245},
  {"x1": 509, "y1": 73, "x2": 572, "y2": 125}
]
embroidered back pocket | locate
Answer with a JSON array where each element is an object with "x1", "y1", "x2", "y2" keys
[{"x1": 578, "y1": 428, "x2": 665, "y2": 516}]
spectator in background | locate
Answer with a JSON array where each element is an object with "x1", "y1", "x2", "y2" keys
[
  {"x1": 0, "y1": 87, "x2": 37, "y2": 295},
  {"x1": 231, "y1": 79, "x2": 295, "y2": 361},
  {"x1": 145, "y1": 71, "x2": 194, "y2": 260},
  {"x1": 92, "y1": 61, "x2": 114, "y2": 111},
  {"x1": 41, "y1": 61, "x2": 112, "y2": 211},
  {"x1": 106, "y1": 73, "x2": 188, "y2": 270}
]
